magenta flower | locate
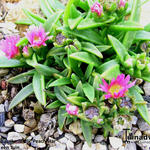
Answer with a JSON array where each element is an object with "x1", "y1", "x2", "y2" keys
[
  {"x1": 66, "y1": 104, "x2": 79, "y2": 116},
  {"x1": 119, "y1": 0, "x2": 126, "y2": 8},
  {"x1": 91, "y1": 2, "x2": 103, "y2": 16},
  {"x1": 0, "y1": 35, "x2": 20, "y2": 59},
  {"x1": 25, "y1": 25, "x2": 49, "y2": 48},
  {"x1": 98, "y1": 74, "x2": 136, "y2": 99},
  {"x1": 23, "y1": 46, "x2": 28, "y2": 55}
]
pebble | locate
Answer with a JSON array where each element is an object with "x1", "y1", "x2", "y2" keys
[
  {"x1": 118, "y1": 146, "x2": 125, "y2": 150},
  {"x1": 96, "y1": 143, "x2": 107, "y2": 150},
  {"x1": 24, "y1": 119, "x2": 37, "y2": 129},
  {"x1": 57, "y1": 127, "x2": 63, "y2": 135},
  {"x1": 28, "y1": 146, "x2": 35, "y2": 150},
  {"x1": 143, "y1": 82, "x2": 150, "y2": 96},
  {"x1": 7, "y1": 132, "x2": 23, "y2": 141},
  {"x1": 4, "y1": 100, "x2": 9, "y2": 112},
  {"x1": 144, "y1": 130, "x2": 150, "y2": 136},
  {"x1": 134, "y1": 130, "x2": 142, "y2": 137},
  {"x1": 66, "y1": 140, "x2": 74, "y2": 150},
  {"x1": 11, "y1": 143, "x2": 29, "y2": 150},
  {"x1": 137, "y1": 118, "x2": 150, "y2": 131},
  {"x1": 69, "y1": 120, "x2": 82, "y2": 135},
  {"x1": 55, "y1": 141, "x2": 66, "y2": 150},
  {"x1": 31, "y1": 134, "x2": 46, "y2": 148},
  {"x1": 131, "y1": 116, "x2": 138, "y2": 125},
  {"x1": 24, "y1": 126, "x2": 32, "y2": 134},
  {"x1": 4, "y1": 119, "x2": 15, "y2": 128},
  {"x1": 14, "y1": 124, "x2": 24, "y2": 133},
  {"x1": 23, "y1": 109, "x2": 35, "y2": 120},
  {"x1": 75, "y1": 143, "x2": 83, "y2": 150},
  {"x1": 125, "y1": 143, "x2": 137, "y2": 150},
  {"x1": 0, "y1": 69, "x2": 9, "y2": 77},
  {"x1": 94, "y1": 135, "x2": 105, "y2": 143},
  {"x1": 0, "y1": 112, "x2": 5, "y2": 127},
  {"x1": 0, "y1": 104, "x2": 5, "y2": 113},
  {"x1": 82, "y1": 142, "x2": 96, "y2": 150},
  {"x1": 65, "y1": 133, "x2": 77, "y2": 142},
  {"x1": 0, "y1": 126, "x2": 11, "y2": 133},
  {"x1": 12, "y1": 115, "x2": 19, "y2": 122},
  {"x1": 109, "y1": 137, "x2": 123, "y2": 149},
  {"x1": 59, "y1": 137, "x2": 68, "y2": 144}
]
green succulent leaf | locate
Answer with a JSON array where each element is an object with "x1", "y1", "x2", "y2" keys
[
  {"x1": 0, "y1": 56, "x2": 24, "y2": 68},
  {"x1": 82, "y1": 42, "x2": 103, "y2": 58},
  {"x1": 58, "y1": 106, "x2": 66, "y2": 130},
  {"x1": 9, "y1": 83, "x2": 33, "y2": 110},
  {"x1": 129, "y1": 87, "x2": 150, "y2": 125},
  {"x1": 8, "y1": 69, "x2": 35, "y2": 84},
  {"x1": 33, "y1": 72, "x2": 46, "y2": 105},
  {"x1": 134, "y1": 31, "x2": 150, "y2": 40},
  {"x1": 47, "y1": 0, "x2": 65, "y2": 11},
  {"x1": 69, "y1": 52, "x2": 101, "y2": 67},
  {"x1": 83, "y1": 83, "x2": 95, "y2": 103},
  {"x1": 81, "y1": 120, "x2": 92, "y2": 146},
  {"x1": 67, "y1": 96, "x2": 87, "y2": 106},
  {"x1": 47, "y1": 77, "x2": 71, "y2": 87},
  {"x1": 46, "y1": 100, "x2": 63, "y2": 109}
]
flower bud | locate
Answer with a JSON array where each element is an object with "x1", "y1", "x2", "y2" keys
[
  {"x1": 22, "y1": 46, "x2": 33, "y2": 58},
  {"x1": 66, "y1": 104, "x2": 78, "y2": 116},
  {"x1": 91, "y1": 2, "x2": 103, "y2": 17}
]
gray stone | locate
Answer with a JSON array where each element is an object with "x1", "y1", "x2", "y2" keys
[
  {"x1": 11, "y1": 143, "x2": 29, "y2": 150},
  {"x1": 143, "y1": 82, "x2": 150, "y2": 96},
  {"x1": 75, "y1": 143, "x2": 83, "y2": 150},
  {"x1": 0, "y1": 69, "x2": 9, "y2": 77},
  {"x1": 109, "y1": 137, "x2": 123, "y2": 149},
  {"x1": 94, "y1": 135, "x2": 105, "y2": 143},
  {"x1": 14, "y1": 124, "x2": 24, "y2": 133},
  {"x1": 66, "y1": 140, "x2": 74, "y2": 150},
  {"x1": 0, "y1": 126, "x2": 11, "y2": 133},
  {"x1": 96, "y1": 143, "x2": 107, "y2": 150},
  {"x1": 4, "y1": 119, "x2": 14, "y2": 128},
  {"x1": 131, "y1": 116, "x2": 138, "y2": 125},
  {"x1": 31, "y1": 134, "x2": 46, "y2": 148},
  {"x1": 55, "y1": 141, "x2": 66, "y2": 150},
  {"x1": 7, "y1": 132, "x2": 23, "y2": 141},
  {"x1": 58, "y1": 137, "x2": 68, "y2": 144},
  {"x1": 0, "y1": 104, "x2": 5, "y2": 113},
  {"x1": 65, "y1": 133, "x2": 77, "y2": 142},
  {"x1": 125, "y1": 143, "x2": 137, "y2": 150},
  {"x1": 137, "y1": 119, "x2": 150, "y2": 131},
  {"x1": 82, "y1": 142, "x2": 96, "y2": 150},
  {"x1": 144, "y1": 130, "x2": 150, "y2": 136},
  {"x1": 137, "y1": 143, "x2": 150, "y2": 150},
  {"x1": 4, "y1": 100, "x2": 9, "y2": 112}
]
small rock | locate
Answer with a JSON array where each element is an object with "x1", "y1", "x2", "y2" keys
[
  {"x1": 109, "y1": 137, "x2": 123, "y2": 149},
  {"x1": 131, "y1": 116, "x2": 138, "y2": 125},
  {"x1": 55, "y1": 141, "x2": 66, "y2": 150},
  {"x1": 96, "y1": 143, "x2": 107, "y2": 150},
  {"x1": 23, "y1": 109, "x2": 35, "y2": 120},
  {"x1": 0, "y1": 133, "x2": 7, "y2": 138},
  {"x1": 144, "y1": 130, "x2": 150, "y2": 136},
  {"x1": 108, "y1": 145, "x2": 117, "y2": 150},
  {"x1": 7, "y1": 132, "x2": 23, "y2": 141},
  {"x1": 57, "y1": 128, "x2": 63, "y2": 135},
  {"x1": 0, "y1": 104, "x2": 5, "y2": 113},
  {"x1": 24, "y1": 126, "x2": 32, "y2": 134},
  {"x1": 0, "y1": 126, "x2": 11, "y2": 133},
  {"x1": 75, "y1": 143, "x2": 83, "y2": 150},
  {"x1": 4, "y1": 100, "x2": 9, "y2": 112},
  {"x1": 69, "y1": 120, "x2": 82, "y2": 135},
  {"x1": 82, "y1": 142, "x2": 96, "y2": 150},
  {"x1": 53, "y1": 131, "x2": 59, "y2": 138},
  {"x1": 14, "y1": 124, "x2": 24, "y2": 133},
  {"x1": 59, "y1": 137, "x2": 68, "y2": 144},
  {"x1": 31, "y1": 132, "x2": 35, "y2": 137},
  {"x1": 28, "y1": 146, "x2": 35, "y2": 150},
  {"x1": 137, "y1": 118, "x2": 150, "y2": 131},
  {"x1": 0, "y1": 69, "x2": 9, "y2": 77},
  {"x1": 79, "y1": 134, "x2": 85, "y2": 141},
  {"x1": 0, "y1": 112, "x2": 5, "y2": 127},
  {"x1": 4, "y1": 119, "x2": 14, "y2": 128},
  {"x1": 11, "y1": 143, "x2": 29, "y2": 150},
  {"x1": 134, "y1": 130, "x2": 142, "y2": 137},
  {"x1": 31, "y1": 134, "x2": 46, "y2": 148},
  {"x1": 66, "y1": 140, "x2": 74, "y2": 150},
  {"x1": 118, "y1": 146, "x2": 125, "y2": 150},
  {"x1": 143, "y1": 82, "x2": 150, "y2": 96},
  {"x1": 94, "y1": 135, "x2": 105, "y2": 143},
  {"x1": 12, "y1": 115, "x2": 19, "y2": 122},
  {"x1": 125, "y1": 143, "x2": 137, "y2": 150},
  {"x1": 137, "y1": 142, "x2": 150, "y2": 150},
  {"x1": 65, "y1": 133, "x2": 77, "y2": 142},
  {"x1": 24, "y1": 119, "x2": 37, "y2": 129}
]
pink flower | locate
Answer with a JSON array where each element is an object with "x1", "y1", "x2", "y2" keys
[
  {"x1": 91, "y1": 2, "x2": 103, "y2": 16},
  {"x1": 119, "y1": 0, "x2": 126, "y2": 8},
  {"x1": 66, "y1": 104, "x2": 79, "y2": 115},
  {"x1": 98, "y1": 74, "x2": 136, "y2": 99},
  {"x1": 23, "y1": 46, "x2": 29, "y2": 55},
  {"x1": 25, "y1": 25, "x2": 49, "y2": 48},
  {"x1": 0, "y1": 35, "x2": 20, "y2": 59}
]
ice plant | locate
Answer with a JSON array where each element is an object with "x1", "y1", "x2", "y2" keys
[
  {"x1": 66, "y1": 104, "x2": 78, "y2": 115},
  {"x1": 25, "y1": 25, "x2": 49, "y2": 48},
  {"x1": 98, "y1": 74, "x2": 135, "y2": 99},
  {"x1": 0, "y1": 35, "x2": 20, "y2": 59},
  {"x1": 91, "y1": 2, "x2": 103, "y2": 16},
  {"x1": 119, "y1": 0, "x2": 126, "y2": 8},
  {"x1": 85, "y1": 106, "x2": 99, "y2": 119}
]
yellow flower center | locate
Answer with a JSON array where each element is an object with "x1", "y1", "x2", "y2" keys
[
  {"x1": 34, "y1": 36, "x2": 40, "y2": 42},
  {"x1": 109, "y1": 84, "x2": 122, "y2": 95}
]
